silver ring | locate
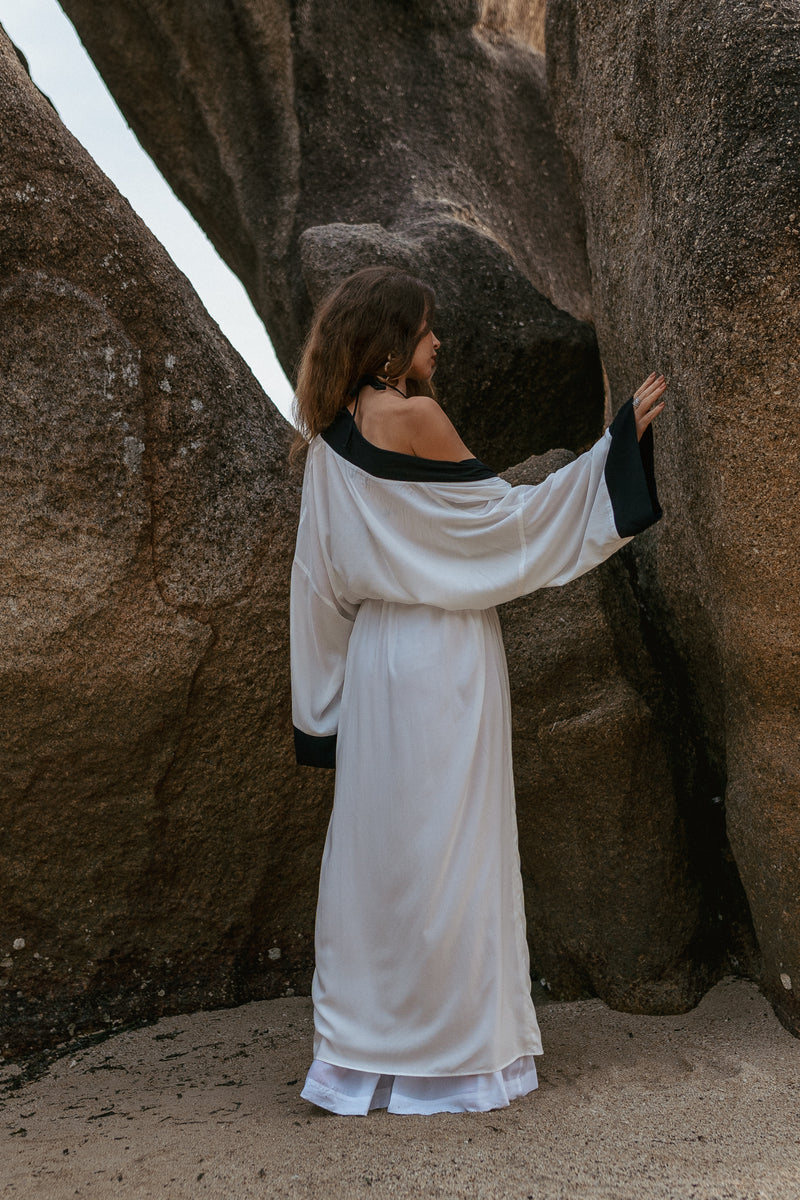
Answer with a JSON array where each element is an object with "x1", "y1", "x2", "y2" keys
[{"x1": 633, "y1": 396, "x2": 642, "y2": 408}]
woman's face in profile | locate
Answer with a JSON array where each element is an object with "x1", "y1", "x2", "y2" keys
[{"x1": 407, "y1": 322, "x2": 441, "y2": 383}]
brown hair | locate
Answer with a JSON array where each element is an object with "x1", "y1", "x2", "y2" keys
[{"x1": 291, "y1": 266, "x2": 437, "y2": 458}]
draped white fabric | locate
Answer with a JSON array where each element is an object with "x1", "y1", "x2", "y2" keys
[
  {"x1": 290, "y1": 421, "x2": 638, "y2": 1113},
  {"x1": 301, "y1": 1055, "x2": 539, "y2": 1116},
  {"x1": 310, "y1": 599, "x2": 540, "y2": 1076}
]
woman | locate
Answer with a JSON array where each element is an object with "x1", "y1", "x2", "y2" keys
[{"x1": 290, "y1": 266, "x2": 666, "y2": 1116}]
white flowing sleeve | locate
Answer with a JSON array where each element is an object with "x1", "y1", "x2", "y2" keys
[
  {"x1": 499, "y1": 397, "x2": 662, "y2": 595},
  {"x1": 512, "y1": 397, "x2": 662, "y2": 589},
  {"x1": 327, "y1": 397, "x2": 662, "y2": 613},
  {"x1": 290, "y1": 465, "x2": 358, "y2": 768}
]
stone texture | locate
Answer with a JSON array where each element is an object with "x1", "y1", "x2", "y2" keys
[
  {"x1": 478, "y1": 0, "x2": 546, "y2": 53},
  {"x1": 58, "y1": 0, "x2": 600, "y2": 467},
  {"x1": 0, "y1": 29, "x2": 332, "y2": 1058},
  {"x1": 547, "y1": 0, "x2": 800, "y2": 1032}
]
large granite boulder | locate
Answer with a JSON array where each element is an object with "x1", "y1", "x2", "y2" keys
[
  {"x1": 58, "y1": 0, "x2": 601, "y2": 467},
  {"x1": 547, "y1": 0, "x2": 800, "y2": 1033},
  {"x1": 0, "y1": 29, "x2": 330, "y2": 1059}
]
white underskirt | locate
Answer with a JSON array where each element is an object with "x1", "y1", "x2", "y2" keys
[{"x1": 301, "y1": 1054, "x2": 539, "y2": 1116}]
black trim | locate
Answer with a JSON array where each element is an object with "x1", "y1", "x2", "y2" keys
[
  {"x1": 605, "y1": 398, "x2": 663, "y2": 537},
  {"x1": 350, "y1": 373, "x2": 396, "y2": 396},
  {"x1": 294, "y1": 726, "x2": 337, "y2": 769},
  {"x1": 321, "y1": 408, "x2": 497, "y2": 483}
]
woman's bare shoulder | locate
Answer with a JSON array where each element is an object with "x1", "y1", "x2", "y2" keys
[{"x1": 401, "y1": 395, "x2": 474, "y2": 462}]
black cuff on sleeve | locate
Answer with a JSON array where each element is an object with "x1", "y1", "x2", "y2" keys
[
  {"x1": 293, "y1": 726, "x2": 337, "y2": 769},
  {"x1": 605, "y1": 398, "x2": 663, "y2": 537}
]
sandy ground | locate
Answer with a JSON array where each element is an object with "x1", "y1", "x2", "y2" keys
[{"x1": 2, "y1": 977, "x2": 799, "y2": 1200}]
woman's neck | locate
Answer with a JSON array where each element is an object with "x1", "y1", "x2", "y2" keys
[{"x1": 382, "y1": 376, "x2": 408, "y2": 398}]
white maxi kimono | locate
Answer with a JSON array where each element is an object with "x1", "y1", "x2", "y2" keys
[{"x1": 290, "y1": 398, "x2": 661, "y2": 1115}]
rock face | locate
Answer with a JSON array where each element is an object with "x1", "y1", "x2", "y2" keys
[
  {"x1": 0, "y1": 30, "x2": 333, "y2": 1057},
  {"x1": 58, "y1": 0, "x2": 601, "y2": 468},
  {"x1": 547, "y1": 0, "x2": 800, "y2": 1032},
  {"x1": 479, "y1": 0, "x2": 546, "y2": 53}
]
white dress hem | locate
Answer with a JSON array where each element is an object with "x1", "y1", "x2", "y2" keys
[{"x1": 301, "y1": 1054, "x2": 540, "y2": 1116}]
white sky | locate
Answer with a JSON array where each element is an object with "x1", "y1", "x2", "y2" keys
[{"x1": 0, "y1": 0, "x2": 295, "y2": 422}]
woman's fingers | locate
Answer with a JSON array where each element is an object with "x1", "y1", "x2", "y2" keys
[
  {"x1": 634, "y1": 374, "x2": 666, "y2": 406},
  {"x1": 638, "y1": 399, "x2": 665, "y2": 428},
  {"x1": 633, "y1": 373, "x2": 667, "y2": 440}
]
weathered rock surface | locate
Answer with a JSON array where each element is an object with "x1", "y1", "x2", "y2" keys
[
  {"x1": 58, "y1": 0, "x2": 600, "y2": 467},
  {"x1": 479, "y1": 0, "x2": 546, "y2": 53},
  {"x1": 0, "y1": 29, "x2": 332, "y2": 1057},
  {"x1": 547, "y1": 0, "x2": 800, "y2": 1032}
]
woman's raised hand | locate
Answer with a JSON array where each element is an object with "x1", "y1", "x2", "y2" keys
[{"x1": 632, "y1": 373, "x2": 667, "y2": 441}]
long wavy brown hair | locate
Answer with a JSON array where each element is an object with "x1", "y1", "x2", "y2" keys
[{"x1": 291, "y1": 266, "x2": 437, "y2": 458}]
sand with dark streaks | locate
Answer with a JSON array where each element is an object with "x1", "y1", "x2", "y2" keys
[{"x1": 2, "y1": 978, "x2": 799, "y2": 1199}]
